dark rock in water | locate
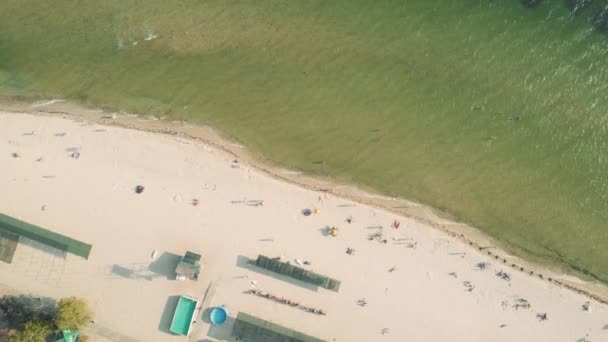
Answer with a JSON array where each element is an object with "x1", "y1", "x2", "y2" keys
[
  {"x1": 521, "y1": 0, "x2": 542, "y2": 8},
  {"x1": 567, "y1": 0, "x2": 593, "y2": 14},
  {"x1": 594, "y1": 6, "x2": 608, "y2": 32}
]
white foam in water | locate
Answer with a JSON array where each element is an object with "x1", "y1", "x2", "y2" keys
[
  {"x1": 31, "y1": 99, "x2": 65, "y2": 107},
  {"x1": 144, "y1": 30, "x2": 159, "y2": 41}
]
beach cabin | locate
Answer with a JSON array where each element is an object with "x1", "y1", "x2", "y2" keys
[
  {"x1": 55, "y1": 330, "x2": 80, "y2": 342},
  {"x1": 175, "y1": 251, "x2": 202, "y2": 280}
]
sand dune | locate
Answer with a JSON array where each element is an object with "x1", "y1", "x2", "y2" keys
[{"x1": 0, "y1": 111, "x2": 606, "y2": 341}]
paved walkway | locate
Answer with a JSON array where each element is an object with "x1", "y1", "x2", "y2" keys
[
  {"x1": 81, "y1": 324, "x2": 139, "y2": 342},
  {"x1": 189, "y1": 280, "x2": 218, "y2": 342}
]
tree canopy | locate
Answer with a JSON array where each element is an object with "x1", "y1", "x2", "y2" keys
[
  {"x1": 8, "y1": 319, "x2": 52, "y2": 342},
  {"x1": 0, "y1": 295, "x2": 55, "y2": 330},
  {"x1": 54, "y1": 297, "x2": 92, "y2": 331}
]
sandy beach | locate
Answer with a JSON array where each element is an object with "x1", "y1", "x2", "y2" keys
[{"x1": 1, "y1": 110, "x2": 607, "y2": 341}]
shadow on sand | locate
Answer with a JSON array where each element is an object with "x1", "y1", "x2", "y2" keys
[
  {"x1": 236, "y1": 255, "x2": 318, "y2": 292},
  {"x1": 318, "y1": 227, "x2": 331, "y2": 237},
  {"x1": 157, "y1": 295, "x2": 180, "y2": 334},
  {"x1": 0, "y1": 230, "x2": 19, "y2": 264},
  {"x1": 111, "y1": 252, "x2": 181, "y2": 281},
  {"x1": 206, "y1": 315, "x2": 236, "y2": 341},
  {"x1": 18, "y1": 236, "x2": 67, "y2": 259},
  {"x1": 149, "y1": 252, "x2": 181, "y2": 279}
]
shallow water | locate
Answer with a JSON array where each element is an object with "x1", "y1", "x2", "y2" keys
[{"x1": 1, "y1": 0, "x2": 608, "y2": 282}]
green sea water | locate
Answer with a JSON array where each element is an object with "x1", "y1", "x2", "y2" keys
[{"x1": 1, "y1": 1, "x2": 608, "y2": 282}]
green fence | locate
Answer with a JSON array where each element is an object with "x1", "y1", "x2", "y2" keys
[
  {"x1": 232, "y1": 312, "x2": 326, "y2": 342},
  {"x1": 0, "y1": 213, "x2": 92, "y2": 259},
  {"x1": 252, "y1": 255, "x2": 341, "y2": 292}
]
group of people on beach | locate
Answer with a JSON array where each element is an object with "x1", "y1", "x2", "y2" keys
[
  {"x1": 229, "y1": 176, "x2": 601, "y2": 340},
  {"x1": 246, "y1": 288, "x2": 326, "y2": 316}
]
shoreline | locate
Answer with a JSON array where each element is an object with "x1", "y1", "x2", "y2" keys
[{"x1": 2, "y1": 99, "x2": 607, "y2": 305}]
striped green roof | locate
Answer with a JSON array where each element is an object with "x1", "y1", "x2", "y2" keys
[
  {"x1": 253, "y1": 255, "x2": 341, "y2": 292},
  {"x1": 232, "y1": 312, "x2": 326, "y2": 342},
  {"x1": 0, "y1": 213, "x2": 92, "y2": 259}
]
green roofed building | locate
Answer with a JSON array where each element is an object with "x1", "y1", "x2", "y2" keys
[
  {"x1": 175, "y1": 251, "x2": 202, "y2": 280},
  {"x1": 232, "y1": 312, "x2": 326, "y2": 342},
  {"x1": 252, "y1": 255, "x2": 341, "y2": 292},
  {"x1": 55, "y1": 330, "x2": 80, "y2": 342},
  {"x1": 0, "y1": 213, "x2": 92, "y2": 259}
]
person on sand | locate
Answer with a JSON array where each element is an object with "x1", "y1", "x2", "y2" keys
[
  {"x1": 391, "y1": 220, "x2": 400, "y2": 229},
  {"x1": 582, "y1": 301, "x2": 591, "y2": 312},
  {"x1": 248, "y1": 200, "x2": 263, "y2": 206},
  {"x1": 381, "y1": 328, "x2": 389, "y2": 335},
  {"x1": 477, "y1": 262, "x2": 489, "y2": 270}
]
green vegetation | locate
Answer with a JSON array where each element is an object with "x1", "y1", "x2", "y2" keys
[
  {"x1": 0, "y1": 295, "x2": 55, "y2": 331},
  {"x1": 55, "y1": 298, "x2": 92, "y2": 331},
  {"x1": 0, "y1": 295, "x2": 91, "y2": 340},
  {"x1": 2, "y1": 1, "x2": 608, "y2": 282},
  {"x1": 9, "y1": 320, "x2": 52, "y2": 342}
]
